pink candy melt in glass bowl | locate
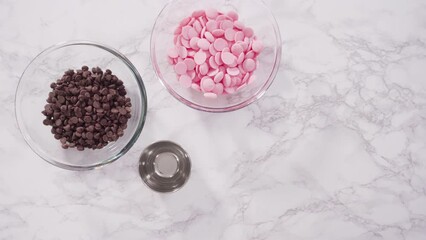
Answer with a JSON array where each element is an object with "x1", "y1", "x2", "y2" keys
[{"x1": 151, "y1": 0, "x2": 282, "y2": 112}]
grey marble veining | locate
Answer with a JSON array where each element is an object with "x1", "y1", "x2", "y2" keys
[{"x1": 1, "y1": 0, "x2": 426, "y2": 239}]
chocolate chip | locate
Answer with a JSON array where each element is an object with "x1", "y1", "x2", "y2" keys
[
  {"x1": 118, "y1": 108, "x2": 126, "y2": 115},
  {"x1": 83, "y1": 116, "x2": 92, "y2": 123},
  {"x1": 42, "y1": 66, "x2": 132, "y2": 151},
  {"x1": 70, "y1": 117, "x2": 78, "y2": 124},
  {"x1": 43, "y1": 119, "x2": 52, "y2": 125},
  {"x1": 55, "y1": 119, "x2": 62, "y2": 126},
  {"x1": 93, "y1": 101, "x2": 101, "y2": 109},
  {"x1": 58, "y1": 95, "x2": 65, "y2": 104}
]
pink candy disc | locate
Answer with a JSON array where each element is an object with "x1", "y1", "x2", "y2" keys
[
  {"x1": 227, "y1": 11, "x2": 239, "y2": 21},
  {"x1": 214, "y1": 38, "x2": 228, "y2": 51},
  {"x1": 239, "y1": 64, "x2": 247, "y2": 75},
  {"x1": 221, "y1": 52, "x2": 236, "y2": 66},
  {"x1": 224, "y1": 29, "x2": 236, "y2": 42},
  {"x1": 216, "y1": 15, "x2": 228, "y2": 22},
  {"x1": 209, "y1": 44, "x2": 217, "y2": 56},
  {"x1": 215, "y1": 52, "x2": 223, "y2": 65},
  {"x1": 201, "y1": 77, "x2": 215, "y2": 92},
  {"x1": 252, "y1": 40, "x2": 264, "y2": 53},
  {"x1": 220, "y1": 20, "x2": 234, "y2": 30},
  {"x1": 197, "y1": 38, "x2": 210, "y2": 50},
  {"x1": 213, "y1": 83, "x2": 224, "y2": 95},
  {"x1": 168, "y1": 48, "x2": 179, "y2": 58},
  {"x1": 188, "y1": 27, "x2": 198, "y2": 39},
  {"x1": 231, "y1": 44, "x2": 243, "y2": 56},
  {"x1": 188, "y1": 50, "x2": 196, "y2": 57},
  {"x1": 194, "y1": 51, "x2": 207, "y2": 65},
  {"x1": 243, "y1": 58, "x2": 256, "y2": 72},
  {"x1": 243, "y1": 27, "x2": 254, "y2": 38},
  {"x1": 212, "y1": 29, "x2": 225, "y2": 37},
  {"x1": 188, "y1": 70, "x2": 196, "y2": 80},
  {"x1": 205, "y1": 31, "x2": 215, "y2": 42},
  {"x1": 178, "y1": 46, "x2": 188, "y2": 58},
  {"x1": 224, "y1": 74, "x2": 232, "y2": 87},
  {"x1": 190, "y1": 37, "x2": 200, "y2": 50},
  {"x1": 180, "y1": 17, "x2": 191, "y2": 27},
  {"x1": 181, "y1": 26, "x2": 191, "y2": 39},
  {"x1": 242, "y1": 73, "x2": 250, "y2": 83},
  {"x1": 174, "y1": 26, "x2": 182, "y2": 35},
  {"x1": 207, "y1": 68, "x2": 219, "y2": 77},
  {"x1": 239, "y1": 41, "x2": 249, "y2": 51},
  {"x1": 179, "y1": 74, "x2": 192, "y2": 88},
  {"x1": 204, "y1": 92, "x2": 218, "y2": 99},
  {"x1": 234, "y1": 31, "x2": 245, "y2": 42},
  {"x1": 199, "y1": 63, "x2": 209, "y2": 75},
  {"x1": 188, "y1": 17, "x2": 196, "y2": 26},
  {"x1": 214, "y1": 71, "x2": 224, "y2": 83},
  {"x1": 184, "y1": 58, "x2": 196, "y2": 71},
  {"x1": 209, "y1": 56, "x2": 219, "y2": 69},
  {"x1": 199, "y1": 16, "x2": 206, "y2": 27},
  {"x1": 169, "y1": 8, "x2": 264, "y2": 98},
  {"x1": 245, "y1": 51, "x2": 255, "y2": 59},
  {"x1": 237, "y1": 52, "x2": 245, "y2": 64},
  {"x1": 234, "y1": 21, "x2": 245, "y2": 30},
  {"x1": 181, "y1": 38, "x2": 190, "y2": 48},
  {"x1": 200, "y1": 26, "x2": 206, "y2": 39},
  {"x1": 206, "y1": 20, "x2": 218, "y2": 32},
  {"x1": 192, "y1": 10, "x2": 205, "y2": 18},
  {"x1": 227, "y1": 67, "x2": 240, "y2": 76},
  {"x1": 174, "y1": 62, "x2": 187, "y2": 75},
  {"x1": 206, "y1": 8, "x2": 219, "y2": 19},
  {"x1": 193, "y1": 20, "x2": 202, "y2": 33}
]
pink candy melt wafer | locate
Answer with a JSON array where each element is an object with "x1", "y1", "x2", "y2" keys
[
  {"x1": 194, "y1": 51, "x2": 207, "y2": 64},
  {"x1": 201, "y1": 77, "x2": 215, "y2": 92},
  {"x1": 205, "y1": 31, "x2": 215, "y2": 42},
  {"x1": 168, "y1": 8, "x2": 264, "y2": 98},
  {"x1": 214, "y1": 38, "x2": 228, "y2": 51},
  {"x1": 221, "y1": 52, "x2": 236, "y2": 66},
  {"x1": 179, "y1": 74, "x2": 192, "y2": 88},
  {"x1": 227, "y1": 11, "x2": 239, "y2": 21},
  {"x1": 184, "y1": 58, "x2": 196, "y2": 71},
  {"x1": 212, "y1": 29, "x2": 225, "y2": 37},
  {"x1": 168, "y1": 48, "x2": 179, "y2": 58},
  {"x1": 206, "y1": 20, "x2": 218, "y2": 32},
  {"x1": 243, "y1": 58, "x2": 256, "y2": 72},
  {"x1": 192, "y1": 10, "x2": 205, "y2": 18},
  {"x1": 206, "y1": 8, "x2": 219, "y2": 19},
  {"x1": 174, "y1": 62, "x2": 187, "y2": 75}
]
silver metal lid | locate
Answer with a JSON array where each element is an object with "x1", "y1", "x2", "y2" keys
[{"x1": 139, "y1": 141, "x2": 191, "y2": 193}]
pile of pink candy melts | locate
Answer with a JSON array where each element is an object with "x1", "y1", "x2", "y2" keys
[{"x1": 167, "y1": 8, "x2": 264, "y2": 99}]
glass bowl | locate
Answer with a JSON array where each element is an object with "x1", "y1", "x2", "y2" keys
[
  {"x1": 151, "y1": 0, "x2": 281, "y2": 112},
  {"x1": 15, "y1": 41, "x2": 148, "y2": 170}
]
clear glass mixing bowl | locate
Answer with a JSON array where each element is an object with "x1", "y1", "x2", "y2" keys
[
  {"x1": 151, "y1": 0, "x2": 281, "y2": 112},
  {"x1": 15, "y1": 41, "x2": 147, "y2": 170}
]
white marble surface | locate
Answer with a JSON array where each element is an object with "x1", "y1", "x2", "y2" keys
[{"x1": 1, "y1": 0, "x2": 426, "y2": 239}]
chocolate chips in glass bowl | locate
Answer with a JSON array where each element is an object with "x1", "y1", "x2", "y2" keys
[{"x1": 42, "y1": 66, "x2": 132, "y2": 151}]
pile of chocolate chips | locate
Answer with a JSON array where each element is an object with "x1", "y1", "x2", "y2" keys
[{"x1": 42, "y1": 66, "x2": 132, "y2": 151}]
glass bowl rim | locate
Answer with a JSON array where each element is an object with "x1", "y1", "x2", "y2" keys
[
  {"x1": 150, "y1": 0, "x2": 282, "y2": 113},
  {"x1": 14, "y1": 40, "x2": 148, "y2": 171}
]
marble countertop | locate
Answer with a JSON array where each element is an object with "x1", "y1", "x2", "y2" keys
[{"x1": 1, "y1": 0, "x2": 426, "y2": 239}]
